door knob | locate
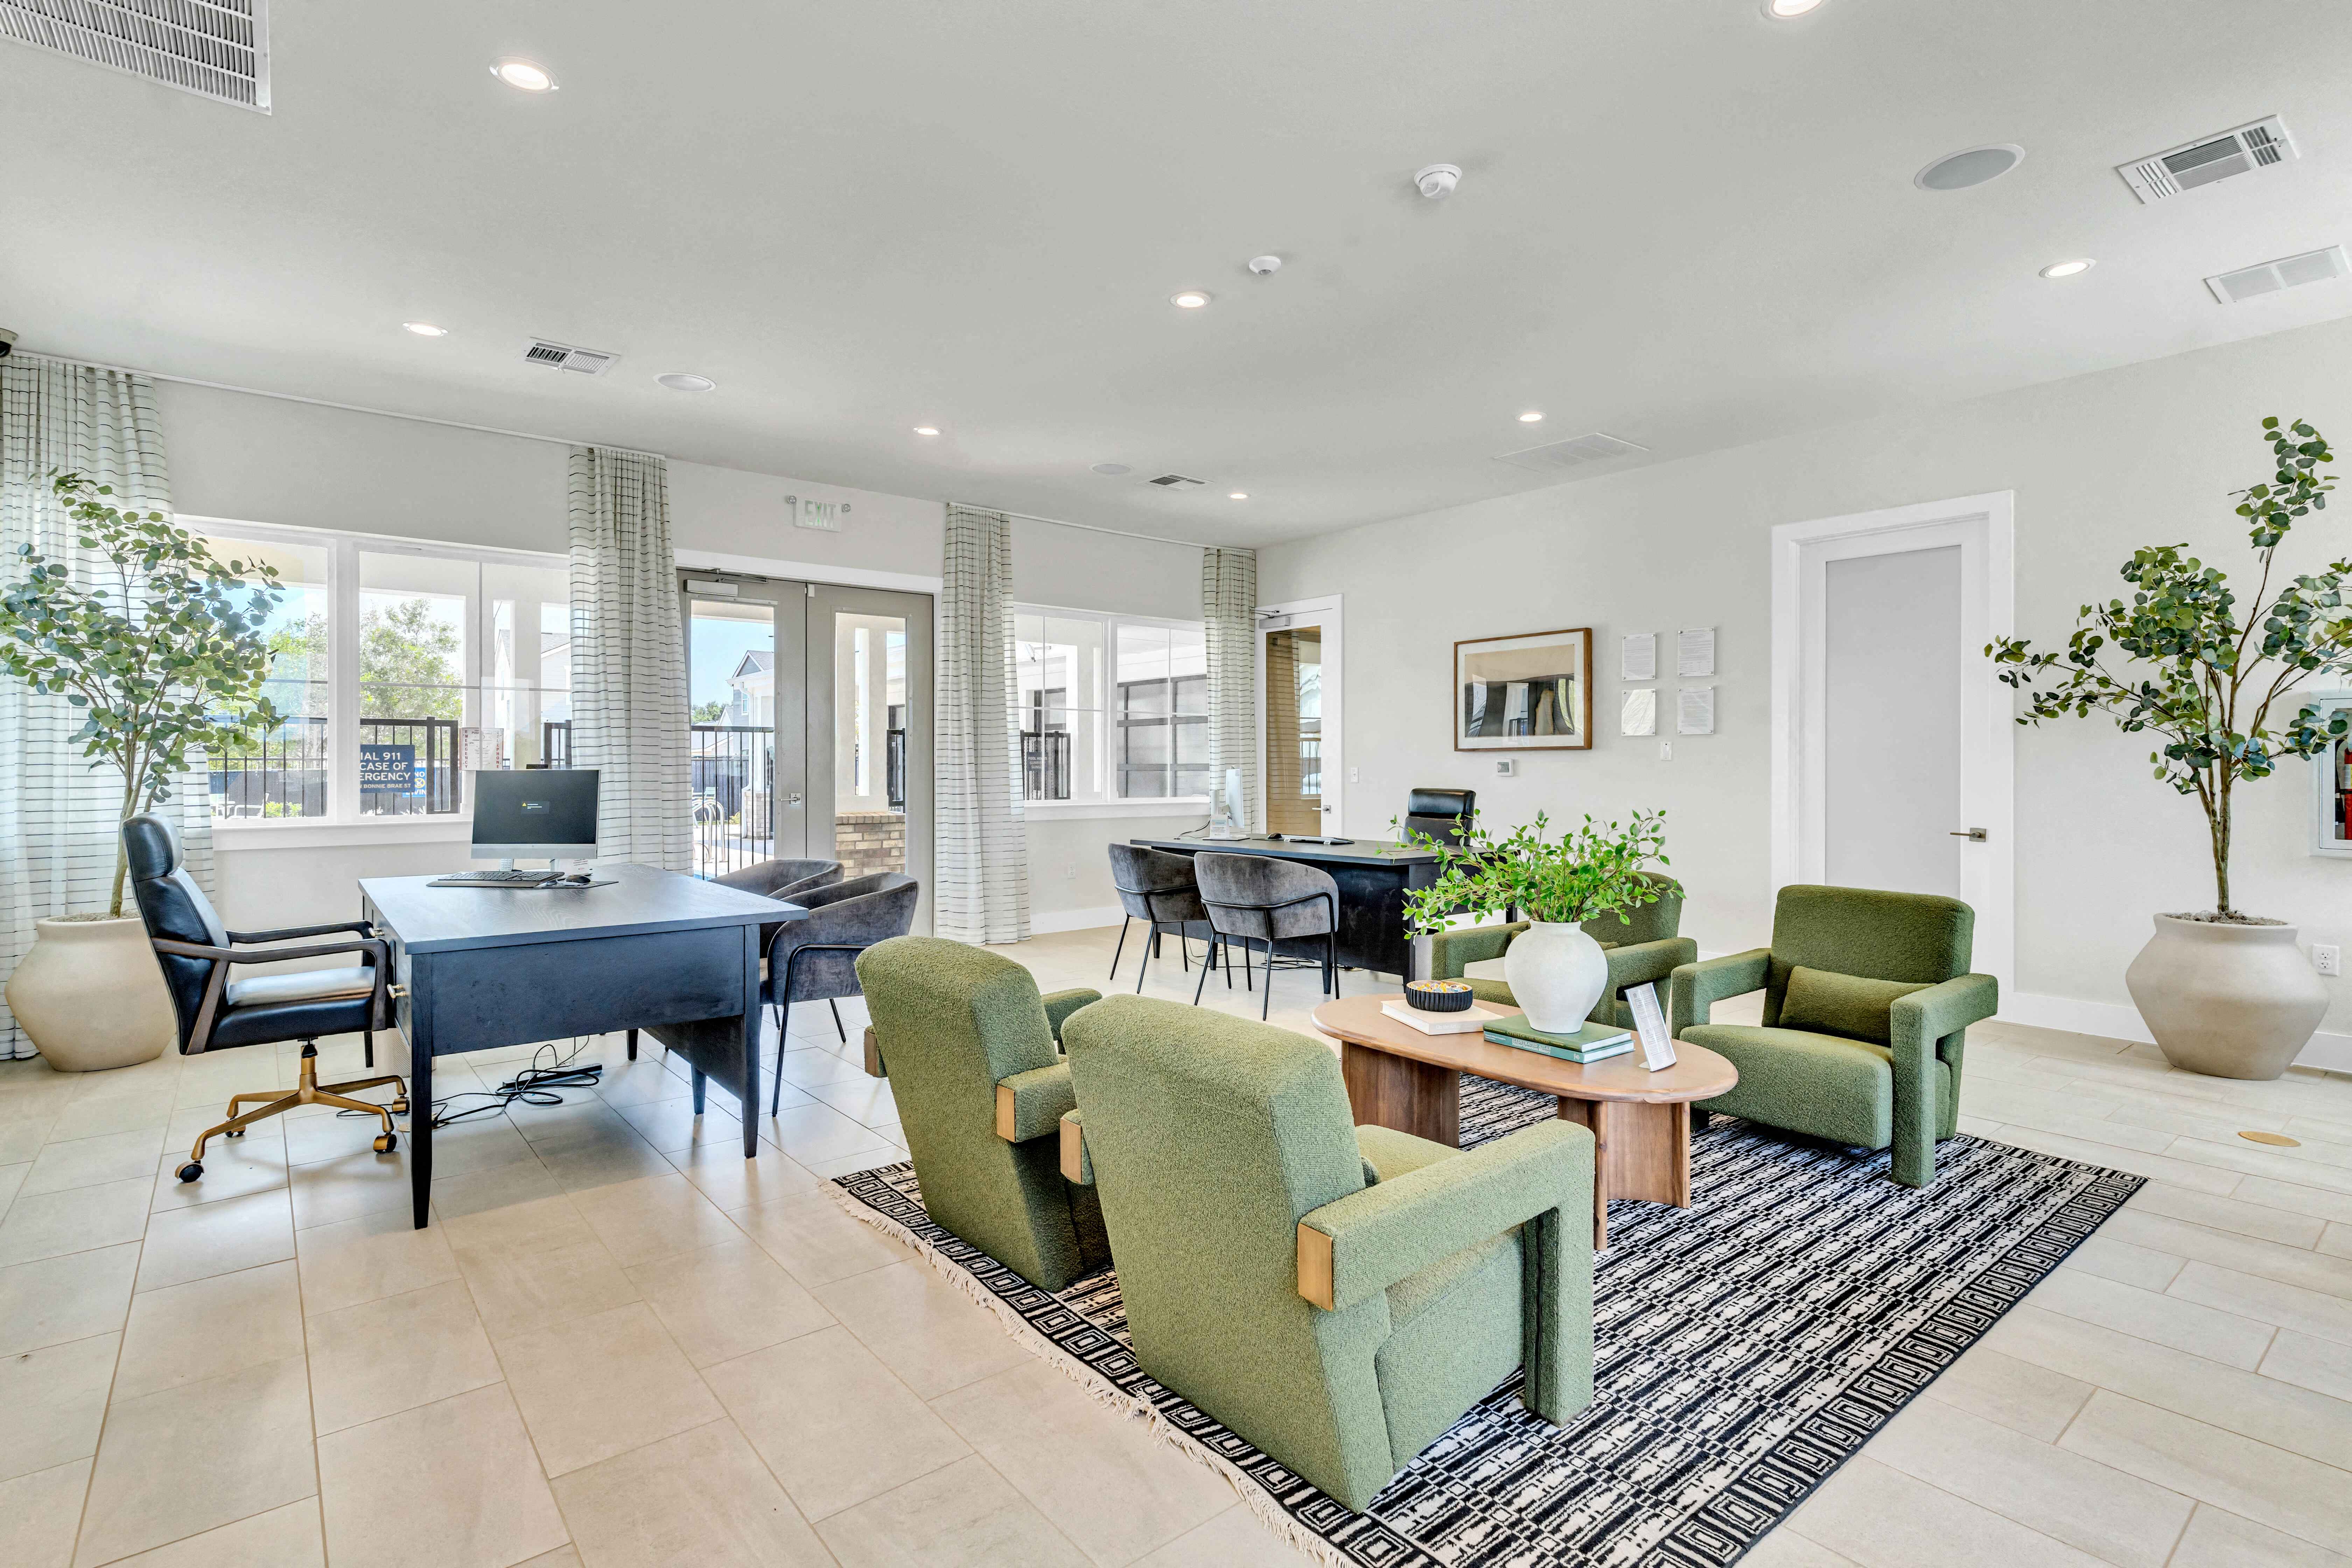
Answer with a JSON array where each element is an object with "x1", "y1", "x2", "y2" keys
[
  {"x1": 787, "y1": 793, "x2": 804, "y2": 807},
  {"x1": 1948, "y1": 828, "x2": 1988, "y2": 842}
]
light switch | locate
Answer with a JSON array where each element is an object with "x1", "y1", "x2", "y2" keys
[{"x1": 1659, "y1": 742, "x2": 1673, "y2": 761}]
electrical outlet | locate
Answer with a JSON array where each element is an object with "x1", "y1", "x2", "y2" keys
[
  {"x1": 1659, "y1": 742, "x2": 1673, "y2": 761},
  {"x1": 1494, "y1": 758, "x2": 1516, "y2": 777},
  {"x1": 1061, "y1": 864, "x2": 1077, "y2": 882},
  {"x1": 2317, "y1": 943, "x2": 2341, "y2": 976},
  {"x1": 1349, "y1": 766, "x2": 1360, "y2": 784}
]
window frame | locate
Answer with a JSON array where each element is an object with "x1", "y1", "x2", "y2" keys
[
  {"x1": 1014, "y1": 602, "x2": 1210, "y2": 818},
  {"x1": 183, "y1": 515, "x2": 569, "y2": 840}
]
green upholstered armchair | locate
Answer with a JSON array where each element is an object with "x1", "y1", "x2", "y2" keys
[
  {"x1": 1668, "y1": 884, "x2": 1997, "y2": 1188},
  {"x1": 855, "y1": 936, "x2": 1110, "y2": 1290},
  {"x1": 1427, "y1": 872, "x2": 1694, "y2": 1028},
  {"x1": 1060, "y1": 994, "x2": 1594, "y2": 1511}
]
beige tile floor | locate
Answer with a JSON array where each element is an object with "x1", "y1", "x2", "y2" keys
[{"x1": 6, "y1": 925, "x2": 2352, "y2": 1567}]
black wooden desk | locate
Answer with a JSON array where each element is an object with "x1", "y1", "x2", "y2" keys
[
  {"x1": 1129, "y1": 836, "x2": 1441, "y2": 980},
  {"x1": 360, "y1": 864, "x2": 800, "y2": 1229}
]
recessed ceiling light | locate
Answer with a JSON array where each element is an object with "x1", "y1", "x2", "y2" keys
[
  {"x1": 402, "y1": 322, "x2": 448, "y2": 337},
  {"x1": 656, "y1": 373, "x2": 715, "y2": 392},
  {"x1": 1171, "y1": 290, "x2": 1211, "y2": 309},
  {"x1": 912, "y1": 426, "x2": 940, "y2": 436},
  {"x1": 1763, "y1": 0, "x2": 1822, "y2": 15},
  {"x1": 2039, "y1": 259, "x2": 2095, "y2": 279},
  {"x1": 1915, "y1": 144, "x2": 2025, "y2": 192},
  {"x1": 1090, "y1": 462, "x2": 1130, "y2": 476},
  {"x1": 1518, "y1": 410, "x2": 1545, "y2": 423},
  {"x1": 491, "y1": 59, "x2": 556, "y2": 92},
  {"x1": 1228, "y1": 492, "x2": 1249, "y2": 500}
]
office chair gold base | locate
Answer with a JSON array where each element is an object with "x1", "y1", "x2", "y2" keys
[{"x1": 178, "y1": 1043, "x2": 408, "y2": 1182}]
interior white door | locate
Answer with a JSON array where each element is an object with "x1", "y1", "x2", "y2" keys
[
  {"x1": 1256, "y1": 598, "x2": 1342, "y2": 837},
  {"x1": 1772, "y1": 495, "x2": 2014, "y2": 990}
]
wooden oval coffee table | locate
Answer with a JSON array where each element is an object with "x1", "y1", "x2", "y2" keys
[{"x1": 1311, "y1": 993, "x2": 1737, "y2": 1247}]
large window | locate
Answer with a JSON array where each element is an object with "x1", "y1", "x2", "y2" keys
[
  {"x1": 191, "y1": 520, "x2": 568, "y2": 824},
  {"x1": 1015, "y1": 608, "x2": 1206, "y2": 806}
]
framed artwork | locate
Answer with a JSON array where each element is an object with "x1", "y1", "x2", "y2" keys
[{"x1": 1454, "y1": 626, "x2": 1592, "y2": 751}]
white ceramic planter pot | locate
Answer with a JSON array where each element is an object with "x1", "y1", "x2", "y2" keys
[
  {"x1": 5, "y1": 915, "x2": 174, "y2": 1072},
  {"x1": 2124, "y1": 913, "x2": 2328, "y2": 1080},
  {"x1": 1504, "y1": 922, "x2": 1609, "y2": 1033}
]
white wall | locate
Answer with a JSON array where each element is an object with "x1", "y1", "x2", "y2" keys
[
  {"x1": 159, "y1": 380, "x2": 1200, "y2": 936},
  {"x1": 1259, "y1": 314, "x2": 2352, "y2": 1053}
]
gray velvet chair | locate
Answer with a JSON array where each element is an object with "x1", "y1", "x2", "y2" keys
[
  {"x1": 1106, "y1": 844, "x2": 1225, "y2": 995},
  {"x1": 1193, "y1": 852, "x2": 1339, "y2": 1019},
  {"x1": 715, "y1": 857, "x2": 845, "y2": 902},
  {"x1": 763, "y1": 871, "x2": 919, "y2": 1112}
]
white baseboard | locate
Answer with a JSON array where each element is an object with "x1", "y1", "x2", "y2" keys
[
  {"x1": 1029, "y1": 905, "x2": 1125, "y2": 936},
  {"x1": 2000, "y1": 990, "x2": 2352, "y2": 1074}
]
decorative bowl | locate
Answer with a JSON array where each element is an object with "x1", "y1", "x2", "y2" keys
[{"x1": 1404, "y1": 979, "x2": 1474, "y2": 1013}]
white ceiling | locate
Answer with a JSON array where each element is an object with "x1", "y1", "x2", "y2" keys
[{"x1": 6, "y1": 1, "x2": 2352, "y2": 546}]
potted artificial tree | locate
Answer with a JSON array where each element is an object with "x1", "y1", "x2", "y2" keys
[
  {"x1": 1991, "y1": 416, "x2": 2347, "y2": 1079},
  {"x1": 0, "y1": 472, "x2": 283, "y2": 1071},
  {"x1": 1400, "y1": 808, "x2": 1672, "y2": 1031}
]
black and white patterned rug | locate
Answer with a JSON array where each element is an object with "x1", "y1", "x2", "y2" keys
[{"x1": 831, "y1": 1079, "x2": 2140, "y2": 1568}]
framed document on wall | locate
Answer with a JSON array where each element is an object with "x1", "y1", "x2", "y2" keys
[{"x1": 1454, "y1": 626, "x2": 1593, "y2": 751}]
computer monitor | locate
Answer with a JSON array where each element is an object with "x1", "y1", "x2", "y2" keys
[{"x1": 471, "y1": 768, "x2": 600, "y2": 867}]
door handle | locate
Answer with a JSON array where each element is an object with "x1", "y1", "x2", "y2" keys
[
  {"x1": 1949, "y1": 828, "x2": 1987, "y2": 842},
  {"x1": 787, "y1": 793, "x2": 804, "y2": 807}
]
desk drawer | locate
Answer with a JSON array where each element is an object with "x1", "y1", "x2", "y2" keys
[{"x1": 406, "y1": 927, "x2": 750, "y2": 1055}]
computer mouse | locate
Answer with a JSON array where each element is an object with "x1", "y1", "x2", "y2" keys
[{"x1": 561, "y1": 872, "x2": 592, "y2": 885}]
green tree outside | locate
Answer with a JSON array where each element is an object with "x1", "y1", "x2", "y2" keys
[{"x1": 266, "y1": 597, "x2": 465, "y2": 722}]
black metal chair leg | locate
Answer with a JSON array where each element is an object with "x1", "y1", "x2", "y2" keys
[
  {"x1": 829, "y1": 999, "x2": 846, "y2": 1042},
  {"x1": 1193, "y1": 935, "x2": 1216, "y2": 1004},
  {"x1": 1109, "y1": 917, "x2": 1130, "y2": 982},
  {"x1": 625, "y1": 1027, "x2": 638, "y2": 1061},
  {"x1": 363, "y1": 1029, "x2": 373, "y2": 1070},
  {"x1": 1135, "y1": 925, "x2": 1153, "y2": 994},
  {"x1": 1260, "y1": 940, "x2": 1273, "y2": 1021},
  {"x1": 1180, "y1": 927, "x2": 1190, "y2": 973}
]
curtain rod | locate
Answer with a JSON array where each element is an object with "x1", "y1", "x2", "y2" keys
[
  {"x1": 959, "y1": 502, "x2": 1238, "y2": 554},
  {"x1": 10, "y1": 350, "x2": 667, "y2": 462}
]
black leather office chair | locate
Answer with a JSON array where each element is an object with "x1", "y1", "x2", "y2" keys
[
  {"x1": 124, "y1": 815, "x2": 407, "y2": 1183},
  {"x1": 763, "y1": 872, "x2": 919, "y2": 1113},
  {"x1": 1402, "y1": 788, "x2": 1477, "y2": 847}
]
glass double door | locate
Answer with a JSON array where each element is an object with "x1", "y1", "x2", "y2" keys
[{"x1": 681, "y1": 572, "x2": 931, "y2": 923}]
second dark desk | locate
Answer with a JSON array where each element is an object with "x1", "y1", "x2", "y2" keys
[
  {"x1": 361, "y1": 864, "x2": 800, "y2": 1229},
  {"x1": 1129, "y1": 835, "x2": 1441, "y2": 980}
]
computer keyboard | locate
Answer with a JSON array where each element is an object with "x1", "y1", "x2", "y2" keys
[{"x1": 433, "y1": 869, "x2": 559, "y2": 886}]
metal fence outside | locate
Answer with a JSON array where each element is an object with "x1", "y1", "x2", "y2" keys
[
  {"x1": 212, "y1": 716, "x2": 461, "y2": 817},
  {"x1": 1022, "y1": 729, "x2": 1071, "y2": 802}
]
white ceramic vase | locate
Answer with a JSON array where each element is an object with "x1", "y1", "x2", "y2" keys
[
  {"x1": 4, "y1": 915, "x2": 174, "y2": 1072},
  {"x1": 1503, "y1": 921, "x2": 1610, "y2": 1033},
  {"x1": 2123, "y1": 913, "x2": 2328, "y2": 1081}
]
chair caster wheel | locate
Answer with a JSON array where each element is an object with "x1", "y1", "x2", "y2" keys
[
  {"x1": 391, "y1": 1098, "x2": 409, "y2": 1115},
  {"x1": 176, "y1": 1162, "x2": 203, "y2": 1183},
  {"x1": 225, "y1": 1128, "x2": 244, "y2": 1138},
  {"x1": 373, "y1": 1132, "x2": 398, "y2": 1154}
]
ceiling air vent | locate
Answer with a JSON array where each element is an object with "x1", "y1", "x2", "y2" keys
[
  {"x1": 522, "y1": 340, "x2": 618, "y2": 375},
  {"x1": 1, "y1": 0, "x2": 269, "y2": 111},
  {"x1": 1146, "y1": 474, "x2": 1206, "y2": 488},
  {"x1": 2205, "y1": 244, "x2": 2349, "y2": 304},
  {"x1": 2119, "y1": 117, "x2": 2296, "y2": 204},
  {"x1": 1491, "y1": 432, "x2": 1648, "y2": 474}
]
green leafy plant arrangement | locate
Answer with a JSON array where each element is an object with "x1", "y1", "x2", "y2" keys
[
  {"x1": 1396, "y1": 807, "x2": 1673, "y2": 935},
  {"x1": 0, "y1": 472, "x2": 287, "y2": 915},
  {"x1": 1988, "y1": 416, "x2": 2349, "y2": 919}
]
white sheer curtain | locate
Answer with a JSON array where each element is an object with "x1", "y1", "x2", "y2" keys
[
  {"x1": 0, "y1": 358, "x2": 215, "y2": 1060},
  {"x1": 1202, "y1": 546, "x2": 1259, "y2": 833},
  {"x1": 567, "y1": 445, "x2": 691, "y2": 872},
  {"x1": 936, "y1": 504, "x2": 1029, "y2": 943}
]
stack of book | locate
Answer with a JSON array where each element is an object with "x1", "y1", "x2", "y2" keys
[{"x1": 1483, "y1": 1014, "x2": 1635, "y2": 1064}]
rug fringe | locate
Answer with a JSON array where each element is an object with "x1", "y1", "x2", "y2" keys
[{"x1": 823, "y1": 1173, "x2": 1360, "y2": 1568}]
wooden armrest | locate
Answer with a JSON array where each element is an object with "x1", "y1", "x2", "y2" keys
[
  {"x1": 1297, "y1": 1222, "x2": 1337, "y2": 1311},
  {"x1": 862, "y1": 1026, "x2": 884, "y2": 1078}
]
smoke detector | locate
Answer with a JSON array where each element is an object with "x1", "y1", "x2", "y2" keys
[
  {"x1": 2205, "y1": 245, "x2": 2348, "y2": 304},
  {"x1": 2120, "y1": 117, "x2": 2296, "y2": 204},
  {"x1": 522, "y1": 339, "x2": 619, "y2": 375},
  {"x1": 1248, "y1": 255, "x2": 1282, "y2": 275},
  {"x1": 1414, "y1": 163, "x2": 1462, "y2": 201}
]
